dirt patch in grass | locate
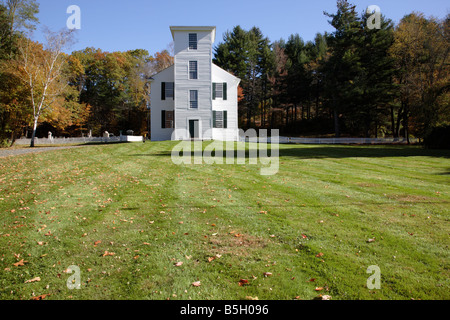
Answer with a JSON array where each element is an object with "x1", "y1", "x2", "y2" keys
[
  {"x1": 208, "y1": 232, "x2": 269, "y2": 256},
  {"x1": 355, "y1": 182, "x2": 380, "y2": 188},
  {"x1": 388, "y1": 194, "x2": 439, "y2": 202}
]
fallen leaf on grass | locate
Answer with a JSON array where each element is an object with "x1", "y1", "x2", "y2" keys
[
  {"x1": 316, "y1": 253, "x2": 324, "y2": 258},
  {"x1": 263, "y1": 272, "x2": 273, "y2": 277},
  {"x1": 25, "y1": 277, "x2": 41, "y2": 283},
  {"x1": 31, "y1": 294, "x2": 50, "y2": 300},
  {"x1": 367, "y1": 238, "x2": 376, "y2": 243},
  {"x1": 246, "y1": 296, "x2": 259, "y2": 300},
  {"x1": 174, "y1": 262, "x2": 183, "y2": 267},
  {"x1": 94, "y1": 240, "x2": 102, "y2": 246},
  {"x1": 315, "y1": 287, "x2": 324, "y2": 291},
  {"x1": 238, "y1": 279, "x2": 249, "y2": 286},
  {"x1": 102, "y1": 251, "x2": 115, "y2": 257},
  {"x1": 13, "y1": 259, "x2": 27, "y2": 267},
  {"x1": 207, "y1": 257, "x2": 215, "y2": 263},
  {"x1": 192, "y1": 281, "x2": 201, "y2": 287}
]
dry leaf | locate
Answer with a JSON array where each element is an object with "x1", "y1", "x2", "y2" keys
[
  {"x1": 13, "y1": 259, "x2": 27, "y2": 267},
  {"x1": 238, "y1": 279, "x2": 249, "y2": 286},
  {"x1": 25, "y1": 277, "x2": 41, "y2": 283},
  {"x1": 31, "y1": 294, "x2": 50, "y2": 300},
  {"x1": 174, "y1": 262, "x2": 183, "y2": 267},
  {"x1": 316, "y1": 252, "x2": 324, "y2": 258},
  {"x1": 263, "y1": 272, "x2": 273, "y2": 277},
  {"x1": 102, "y1": 251, "x2": 115, "y2": 257},
  {"x1": 208, "y1": 257, "x2": 215, "y2": 263},
  {"x1": 367, "y1": 238, "x2": 376, "y2": 243},
  {"x1": 246, "y1": 296, "x2": 259, "y2": 300},
  {"x1": 315, "y1": 287, "x2": 324, "y2": 291},
  {"x1": 94, "y1": 240, "x2": 102, "y2": 246},
  {"x1": 192, "y1": 281, "x2": 201, "y2": 287}
]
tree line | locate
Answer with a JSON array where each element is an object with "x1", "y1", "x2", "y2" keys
[
  {"x1": 0, "y1": 0, "x2": 173, "y2": 147},
  {"x1": 214, "y1": 0, "x2": 449, "y2": 141},
  {"x1": 0, "y1": 0, "x2": 448, "y2": 147}
]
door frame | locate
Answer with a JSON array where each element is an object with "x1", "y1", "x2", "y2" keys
[{"x1": 188, "y1": 118, "x2": 200, "y2": 140}]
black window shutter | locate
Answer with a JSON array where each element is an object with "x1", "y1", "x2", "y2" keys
[
  {"x1": 161, "y1": 82, "x2": 166, "y2": 100},
  {"x1": 212, "y1": 83, "x2": 216, "y2": 100},
  {"x1": 213, "y1": 111, "x2": 217, "y2": 128},
  {"x1": 224, "y1": 111, "x2": 228, "y2": 128},
  {"x1": 161, "y1": 110, "x2": 166, "y2": 129},
  {"x1": 223, "y1": 83, "x2": 227, "y2": 100},
  {"x1": 172, "y1": 82, "x2": 175, "y2": 100}
]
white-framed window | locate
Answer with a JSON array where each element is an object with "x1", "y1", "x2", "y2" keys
[
  {"x1": 215, "y1": 84, "x2": 223, "y2": 99},
  {"x1": 189, "y1": 90, "x2": 198, "y2": 109},
  {"x1": 189, "y1": 33, "x2": 198, "y2": 50},
  {"x1": 213, "y1": 111, "x2": 228, "y2": 128},
  {"x1": 213, "y1": 83, "x2": 227, "y2": 100},
  {"x1": 162, "y1": 82, "x2": 174, "y2": 100},
  {"x1": 161, "y1": 110, "x2": 174, "y2": 129},
  {"x1": 189, "y1": 61, "x2": 198, "y2": 80}
]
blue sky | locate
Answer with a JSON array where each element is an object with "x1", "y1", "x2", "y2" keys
[{"x1": 33, "y1": 0, "x2": 449, "y2": 55}]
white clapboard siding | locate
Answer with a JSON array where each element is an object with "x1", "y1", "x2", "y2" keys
[
  {"x1": 150, "y1": 65, "x2": 175, "y2": 141},
  {"x1": 212, "y1": 64, "x2": 241, "y2": 141},
  {"x1": 173, "y1": 27, "x2": 214, "y2": 140},
  {"x1": 151, "y1": 26, "x2": 240, "y2": 141}
]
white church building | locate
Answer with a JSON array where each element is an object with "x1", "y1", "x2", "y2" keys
[{"x1": 150, "y1": 26, "x2": 241, "y2": 141}]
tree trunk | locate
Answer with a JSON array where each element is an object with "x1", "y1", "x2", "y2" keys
[
  {"x1": 390, "y1": 106, "x2": 396, "y2": 138},
  {"x1": 333, "y1": 108, "x2": 340, "y2": 138},
  {"x1": 333, "y1": 95, "x2": 340, "y2": 138},
  {"x1": 403, "y1": 101, "x2": 410, "y2": 144},
  {"x1": 30, "y1": 118, "x2": 38, "y2": 148},
  {"x1": 10, "y1": 130, "x2": 16, "y2": 147}
]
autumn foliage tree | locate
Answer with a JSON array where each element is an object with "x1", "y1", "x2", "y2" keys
[
  {"x1": 14, "y1": 28, "x2": 75, "y2": 147},
  {"x1": 390, "y1": 13, "x2": 450, "y2": 140}
]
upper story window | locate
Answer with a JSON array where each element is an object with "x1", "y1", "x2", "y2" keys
[
  {"x1": 189, "y1": 61, "x2": 198, "y2": 80},
  {"x1": 189, "y1": 33, "x2": 198, "y2": 50},
  {"x1": 161, "y1": 82, "x2": 174, "y2": 100},
  {"x1": 190, "y1": 90, "x2": 198, "y2": 109}
]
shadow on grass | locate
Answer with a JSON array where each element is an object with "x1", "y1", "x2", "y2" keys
[
  {"x1": 278, "y1": 146, "x2": 450, "y2": 159},
  {"x1": 130, "y1": 145, "x2": 450, "y2": 160}
]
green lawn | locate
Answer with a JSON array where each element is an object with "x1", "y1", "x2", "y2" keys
[{"x1": 0, "y1": 142, "x2": 449, "y2": 300}]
